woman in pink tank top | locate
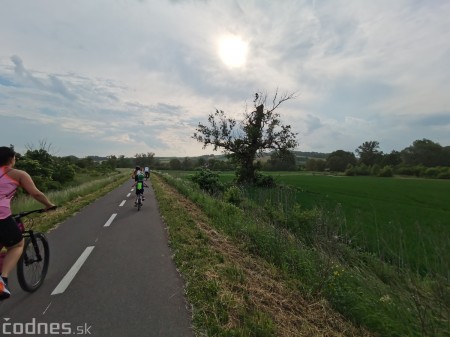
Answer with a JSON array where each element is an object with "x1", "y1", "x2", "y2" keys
[{"x1": 0, "y1": 146, "x2": 55, "y2": 300}]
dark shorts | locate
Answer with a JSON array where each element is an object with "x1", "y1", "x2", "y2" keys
[
  {"x1": 0, "y1": 216, "x2": 23, "y2": 247},
  {"x1": 136, "y1": 188, "x2": 144, "y2": 195}
]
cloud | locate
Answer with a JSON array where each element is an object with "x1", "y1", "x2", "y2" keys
[
  {"x1": 10, "y1": 55, "x2": 26, "y2": 76},
  {"x1": 1, "y1": 0, "x2": 450, "y2": 157}
]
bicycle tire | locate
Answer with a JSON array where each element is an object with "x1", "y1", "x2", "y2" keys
[
  {"x1": 17, "y1": 233, "x2": 50, "y2": 292},
  {"x1": 137, "y1": 196, "x2": 142, "y2": 211}
]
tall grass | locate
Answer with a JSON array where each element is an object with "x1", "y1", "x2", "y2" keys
[
  {"x1": 157, "y1": 171, "x2": 450, "y2": 337},
  {"x1": 10, "y1": 170, "x2": 130, "y2": 232},
  {"x1": 12, "y1": 171, "x2": 128, "y2": 212}
]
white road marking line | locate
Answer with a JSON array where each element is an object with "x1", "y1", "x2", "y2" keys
[
  {"x1": 119, "y1": 200, "x2": 126, "y2": 207},
  {"x1": 126, "y1": 193, "x2": 131, "y2": 197},
  {"x1": 51, "y1": 246, "x2": 95, "y2": 295},
  {"x1": 42, "y1": 302, "x2": 52, "y2": 315},
  {"x1": 104, "y1": 213, "x2": 117, "y2": 227},
  {"x1": 131, "y1": 188, "x2": 134, "y2": 192}
]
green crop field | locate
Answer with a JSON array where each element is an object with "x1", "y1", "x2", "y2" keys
[{"x1": 240, "y1": 172, "x2": 450, "y2": 277}]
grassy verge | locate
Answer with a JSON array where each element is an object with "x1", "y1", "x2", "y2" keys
[
  {"x1": 152, "y1": 173, "x2": 374, "y2": 336},
  {"x1": 154, "y1": 171, "x2": 450, "y2": 337},
  {"x1": 11, "y1": 170, "x2": 130, "y2": 233}
]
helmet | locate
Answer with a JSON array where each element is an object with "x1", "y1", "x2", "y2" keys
[{"x1": 135, "y1": 166, "x2": 140, "y2": 170}]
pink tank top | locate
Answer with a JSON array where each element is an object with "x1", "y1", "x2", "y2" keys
[{"x1": 0, "y1": 167, "x2": 19, "y2": 219}]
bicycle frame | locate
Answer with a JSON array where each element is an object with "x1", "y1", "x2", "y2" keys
[
  {"x1": 21, "y1": 229, "x2": 44, "y2": 264},
  {"x1": 138, "y1": 193, "x2": 143, "y2": 209}
]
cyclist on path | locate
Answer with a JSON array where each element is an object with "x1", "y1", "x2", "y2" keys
[
  {"x1": 132, "y1": 167, "x2": 147, "y2": 206},
  {"x1": 0, "y1": 146, "x2": 55, "y2": 300}
]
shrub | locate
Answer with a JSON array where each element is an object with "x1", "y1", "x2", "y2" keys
[
  {"x1": 254, "y1": 173, "x2": 276, "y2": 188},
  {"x1": 437, "y1": 170, "x2": 450, "y2": 179},
  {"x1": 378, "y1": 166, "x2": 393, "y2": 177},
  {"x1": 371, "y1": 164, "x2": 381, "y2": 176},
  {"x1": 223, "y1": 186, "x2": 243, "y2": 206},
  {"x1": 190, "y1": 168, "x2": 224, "y2": 195},
  {"x1": 424, "y1": 167, "x2": 440, "y2": 178},
  {"x1": 345, "y1": 164, "x2": 356, "y2": 176},
  {"x1": 355, "y1": 164, "x2": 371, "y2": 176}
]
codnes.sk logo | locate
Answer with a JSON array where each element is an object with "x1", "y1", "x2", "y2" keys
[{"x1": 1, "y1": 317, "x2": 92, "y2": 335}]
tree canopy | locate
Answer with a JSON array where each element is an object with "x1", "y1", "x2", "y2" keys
[
  {"x1": 401, "y1": 139, "x2": 449, "y2": 167},
  {"x1": 193, "y1": 92, "x2": 298, "y2": 184},
  {"x1": 355, "y1": 141, "x2": 382, "y2": 166}
]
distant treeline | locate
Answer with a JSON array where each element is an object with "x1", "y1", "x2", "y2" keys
[
  {"x1": 10, "y1": 138, "x2": 450, "y2": 191},
  {"x1": 147, "y1": 139, "x2": 450, "y2": 179},
  {"x1": 304, "y1": 139, "x2": 450, "y2": 179}
]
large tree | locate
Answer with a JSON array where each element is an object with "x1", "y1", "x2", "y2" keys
[
  {"x1": 326, "y1": 150, "x2": 357, "y2": 172},
  {"x1": 355, "y1": 140, "x2": 382, "y2": 166},
  {"x1": 193, "y1": 92, "x2": 298, "y2": 184},
  {"x1": 401, "y1": 139, "x2": 445, "y2": 167},
  {"x1": 135, "y1": 152, "x2": 155, "y2": 168}
]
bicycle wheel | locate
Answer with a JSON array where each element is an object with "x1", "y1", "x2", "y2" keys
[
  {"x1": 137, "y1": 195, "x2": 142, "y2": 211},
  {"x1": 17, "y1": 233, "x2": 50, "y2": 292}
]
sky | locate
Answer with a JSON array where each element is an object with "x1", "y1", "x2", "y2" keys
[{"x1": 1, "y1": 0, "x2": 449, "y2": 158}]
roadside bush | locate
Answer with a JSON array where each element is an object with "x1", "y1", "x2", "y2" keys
[
  {"x1": 378, "y1": 166, "x2": 393, "y2": 177},
  {"x1": 190, "y1": 168, "x2": 224, "y2": 195},
  {"x1": 223, "y1": 186, "x2": 244, "y2": 206},
  {"x1": 345, "y1": 164, "x2": 356, "y2": 176},
  {"x1": 52, "y1": 161, "x2": 77, "y2": 184},
  {"x1": 355, "y1": 164, "x2": 371, "y2": 176},
  {"x1": 254, "y1": 173, "x2": 276, "y2": 188},
  {"x1": 371, "y1": 164, "x2": 381, "y2": 176},
  {"x1": 437, "y1": 167, "x2": 450, "y2": 179},
  {"x1": 437, "y1": 171, "x2": 450, "y2": 179},
  {"x1": 396, "y1": 165, "x2": 425, "y2": 177},
  {"x1": 424, "y1": 167, "x2": 440, "y2": 178}
]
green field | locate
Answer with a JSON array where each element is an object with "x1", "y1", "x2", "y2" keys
[
  {"x1": 167, "y1": 170, "x2": 450, "y2": 276},
  {"x1": 240, "y1": 173, "x2": 450, "y2": 276}
]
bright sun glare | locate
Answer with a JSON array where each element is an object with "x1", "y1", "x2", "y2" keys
[{"x1": 218, "y1": 35, "x2": 248, "y2": 68}]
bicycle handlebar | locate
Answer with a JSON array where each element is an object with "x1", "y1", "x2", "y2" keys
[{"x1": 12, "y1": 206, "x2": 58, "y2": 219}]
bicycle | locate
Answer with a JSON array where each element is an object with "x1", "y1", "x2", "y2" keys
[
  {"x1": 0, "y1": 207, "x2": 56, "y2": 292},
  {"x1": 136, "y1": 191, "x2": 143, "y2": 211},
  {"x1": 133, "y1": 181, "x2": 148, "y2": 211}
]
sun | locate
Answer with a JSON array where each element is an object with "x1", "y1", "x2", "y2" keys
[{"x1": 218, "y1": 35, "x2": 248, "y2": 68}]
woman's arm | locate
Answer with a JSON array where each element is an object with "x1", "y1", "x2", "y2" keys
[{"x1": 18, "y1": 171, "x2": 55, "y2": 209}]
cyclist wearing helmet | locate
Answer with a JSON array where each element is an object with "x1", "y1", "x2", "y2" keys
[
  {"x1": 131, "y1": 166, "x2": 140, "y2": 179},
  {"x1": 132, "y1": 167, "x2": 147, "y2": 205}
]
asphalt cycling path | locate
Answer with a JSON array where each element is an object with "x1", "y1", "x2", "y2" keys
[{"x1": 0, "y1": 179, "x2": 193, "y2": 337}]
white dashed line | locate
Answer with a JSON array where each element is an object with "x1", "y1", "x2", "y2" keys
[
  {"x1": 51, "y1": 246, "x2": 95, "y2": 295},
  {"x1": 119, "y1": 200, "x2": 126, "y2": 207},
  {"x1": 42, "y1": 302, "x2": 52, "y2": 315},
  {"x1": 104, "y1": 213, "x2": 117, "y2": 227}
]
